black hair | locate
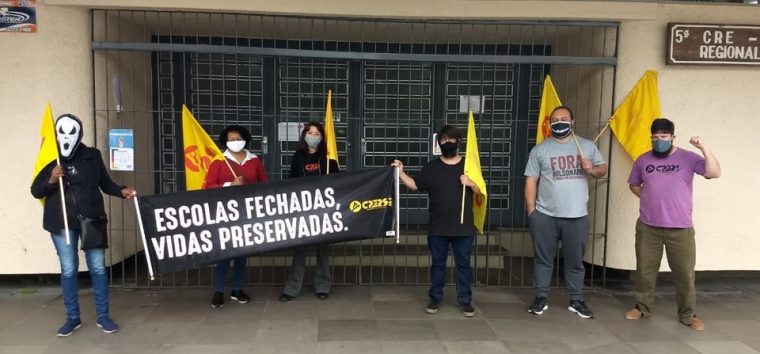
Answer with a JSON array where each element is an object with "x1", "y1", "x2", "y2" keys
[
  {"x1": 550, "y1": 106, "x2": 574, "y2": 120},
  {"x1": 219, "y1": 125, "x2": 252, "y2": 146},
  {"x1": 296, "y1": 121, "x2": 328, "y2": 156},
  {"x1": 650, "y1": 118, "x2": 675, "y2": 135},
  {"x1": 437, "y1": 125, "x2": 462, "y2": 145}
]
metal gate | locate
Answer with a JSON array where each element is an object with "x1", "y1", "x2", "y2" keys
[{"x1": 92, "y1": 11, "x2": 617, "y2": 288}]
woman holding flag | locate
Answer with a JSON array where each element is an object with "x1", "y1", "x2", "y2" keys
[
  {"x1": 203, "y1": 125, "x2": 269, "y2": 308},
  {"x1": 31, "y1": 112, "x2": 136, "y2": 337},
  {"x1": 279, "y1": 122, "x2": 339, "y2": 302}
]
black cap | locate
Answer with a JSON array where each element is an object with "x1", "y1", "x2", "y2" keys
[{"x1": 650, "y1": 118, "x2": 674, "y2": 135}]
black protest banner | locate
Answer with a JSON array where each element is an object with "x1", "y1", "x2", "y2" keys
[{"x1": 135, "y1": 167, "x2": 398, "y2": 276}]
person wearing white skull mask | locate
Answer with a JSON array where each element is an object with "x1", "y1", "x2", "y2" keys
[
  {"x1": 31, "y1": 113, "x2": 136, "y2": 337},
  {"x1": 55, "y1": 115, "x2": 83, "y2": 160},
  {"x1": 202, "y1": 125, "x2": 269, "y2": 308}
]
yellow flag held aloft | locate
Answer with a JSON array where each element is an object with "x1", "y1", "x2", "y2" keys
[
  {"x1": 33, "y1": 103, "x2": 59, "y2": 182},
  {"x1": 182, "y1": 105, "x2": 224, "y2": 191},
  {"x1": 464, "y1": 112, "x2": 488, "y2": 234},
  {"x1": 33, "y1": 103, "x2": 60, "y2": 204},
  {"x1": 610, "y1": 70, "x2": 662, "y2": 160},
  {"x1": 324, "y1": 90, "x2": 339, "y2": 172},
  {"x1": 536, "y1": 75, "x2": 563, "y2": 144}
]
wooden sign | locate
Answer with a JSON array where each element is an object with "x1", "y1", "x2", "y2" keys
[{"x1": 667, "y1": 23, "x2": 760, "y2": 66}]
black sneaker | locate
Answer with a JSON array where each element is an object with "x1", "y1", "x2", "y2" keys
[
  {"x1": 211, "y1": 291, "x2": 224, "y2": 308},
  {"x1": 528, "y1": 296, "x2": 548, "y2": 315},
  {"x1": 461, "y1": 303, "x2": 476, "y2": 317},
  {"x1": 568, "y1": 299, "x2": 595, "y2": 319},
  {"x1": 279, "y1": 294, "x2": 295, "y2": 302},
  {"x1": 230, "y1": 289, "x2": 250, "y2": 304},
  {"x1": 425, "y1": 300, "x2": 439, "y2": 314}
]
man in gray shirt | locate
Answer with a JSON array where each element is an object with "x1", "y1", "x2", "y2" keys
[{"x1": 524, "y1": 106, "x2": 607, "y2": 319}]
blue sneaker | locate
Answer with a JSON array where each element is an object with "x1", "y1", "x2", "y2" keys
[
  {"x1": 57, "y1": 318, "x2": 82, "y2": 337},
  {"x1": 96, "y1": 317, "x2": 119, "y2": 334}
]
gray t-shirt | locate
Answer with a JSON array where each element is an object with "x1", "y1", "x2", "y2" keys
[{"x1": 524, "y1": 136, "x2": 605, "y2": 218}]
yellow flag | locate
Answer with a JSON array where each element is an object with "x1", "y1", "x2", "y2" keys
[
  {"x1": 536, "y1": 75, "x2": 563, "y2": 144},
  {"x1": 324, "y1": 90, "x2": 339, "y2": 169},
  {"x1": 610, "y1": 70, "x2": 662, "y2": 160},
  {"x1": 464, "y1": 112, "x2": 488, "y2": 234},
  {"x1": 182, "y1": 105, "x2": 224, "y2": 190},
  {"x1": 33, "y1": 103, "x2": 60, "y2": 203}
]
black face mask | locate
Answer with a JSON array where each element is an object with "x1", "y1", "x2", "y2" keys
[
  {"x1": 440, "y1": 142, "x2": 458, "y2": 157},
  {"x1": 550, "y1": 121, "x2": 572, "y2": 139}
]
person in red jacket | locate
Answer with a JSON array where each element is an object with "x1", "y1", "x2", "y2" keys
[{"x1": 203, "y1": 125, "x2": 269, "y2": 308}]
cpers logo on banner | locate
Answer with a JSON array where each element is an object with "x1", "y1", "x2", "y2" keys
[
  {"x1": 0, "y1": 1, "x2": 37, "y2": 33},
  {"x1": 349, "y1": 198, "x2": 393, "y2": 213}
]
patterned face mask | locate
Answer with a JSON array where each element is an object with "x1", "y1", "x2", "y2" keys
[{"x1": 550, "y1": 121, "x2": 572, "y2": 139}]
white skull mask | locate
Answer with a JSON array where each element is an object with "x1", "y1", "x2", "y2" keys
[{"x1": 55, "y1": 114, "x2": 83, "y2": 159}]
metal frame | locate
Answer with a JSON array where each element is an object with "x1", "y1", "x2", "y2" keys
[{"x1": 92, "y1": 10, "x2": 618, "y2": 289}]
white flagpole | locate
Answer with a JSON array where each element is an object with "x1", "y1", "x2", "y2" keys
[
  {"x1": 57, "y1": 168, "x2": 71, "y2": 246},
  {"x1": 394, "y1": 166, "x2": 401, "y2": 244},
  {"x1": 49, "y1": 109, "x2": 71, "y2": 246},
  {"x1": 133, "y1": 196, "x2": 155, "y2": 281}
]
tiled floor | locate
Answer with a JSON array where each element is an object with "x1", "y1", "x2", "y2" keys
[{"x1": 2, "y1": 281, "x2": 760, "y2": 354}]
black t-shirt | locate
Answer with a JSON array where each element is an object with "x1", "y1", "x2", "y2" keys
[
  {"x1": 289, "y1": 150, "x2": 340, "y2": 178},
  {"x1": 413, "y1": 158, "x2": 476, "y2": 236}
]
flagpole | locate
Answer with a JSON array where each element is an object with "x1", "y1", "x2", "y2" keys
[
  {"x1": 592, "y1": 117, "x2": 614, "y2": 145},
  {"x1": 394, "y1": 166, "x2": 401, "y2": 244},
  {"x1": 460, "y1": 185, "x2": 466, "y2": 225},
  {"x1": 133, "y1": 196, "x2": 155, "y2": 281},
  {"x1": 571, "y1": 131, "x2": 587, "y2": 160},
  {"x1": 57, "y1": 160, "x2": 71, "y2": 245},
  {"x1": 223, "y1": 158, "x2": 238, "y2": 179},
  {"x1": 48, "y1": 106, "x2": 71, "y2": 246}
]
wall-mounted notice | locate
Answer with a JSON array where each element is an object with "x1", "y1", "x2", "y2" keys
[
  {"x1": 0, "y1": 1, "x2": 37, "y2": 33},
  {"x1": 278, "y1": 121, "x2": 306, "y2": 142},
  {"x1": 668, "y1": 23, "x2": 760, "y2": 66},
  {"x1": 109, "y1": 129, "x2": 134, "y2": 171}
]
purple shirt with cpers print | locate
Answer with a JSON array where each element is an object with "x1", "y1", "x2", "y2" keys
[{"x1": 628, "y1": 148, "x2": 706, "y2": 228}]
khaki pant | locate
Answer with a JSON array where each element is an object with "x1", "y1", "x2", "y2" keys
[{"x1": 634, "y1": 220, "x2": 697, "y2": 325}]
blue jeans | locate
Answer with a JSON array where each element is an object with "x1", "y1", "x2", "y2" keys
[
  {"x1": 427, "y1": 235, "x2": 475, "y2": 305},
  {"x1": 51, "y1": 230, "x2": 109, "y2": 320},
  {"x1": 214, "y1": 257, "x2": 246, "y2": 292}
]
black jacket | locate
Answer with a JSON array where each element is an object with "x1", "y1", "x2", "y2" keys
[
  {"x1": 289, "y1": 150, "x2": 340, "y2": 179},
  {"x1": 31, "y1": 145, "x2": 124, "y2": 233}
]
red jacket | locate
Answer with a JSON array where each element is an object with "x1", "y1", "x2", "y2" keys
[{"x1": 202, "y1": 151, "x2": 269, "y2": 189}]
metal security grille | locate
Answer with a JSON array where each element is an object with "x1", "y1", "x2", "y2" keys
[
  {"x1": 92, "y1": 11, "x2": 617, "y2": 289},
  {"x1": 276, "y1": 58, "x2": 350, "y2": 179}
]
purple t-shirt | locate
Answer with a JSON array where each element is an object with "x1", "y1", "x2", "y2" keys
[{"x1": 628, "y1": 148, "x2": 706, "y2": 228}]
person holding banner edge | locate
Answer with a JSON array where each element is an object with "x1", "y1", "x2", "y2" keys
[
  {"x1": 203, "y1": 125, "x2": 269, "y2": 308},
  {"x1": 391, "y1": 125, "x2": 482, "y2": 317},
  {"x1": 280, "y1": 122, "x2": 340, "y2": 302},
  {"x1": 524, "y1": 106, "x2": 607, "y2": 319},
  {"x1": 31, "y1": 113, "x2": 136, "y2": 337}
]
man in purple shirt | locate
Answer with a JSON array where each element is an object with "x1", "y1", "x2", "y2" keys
[{"x1": 624, "y1": 118, "x2": 721, "y2": 331}]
